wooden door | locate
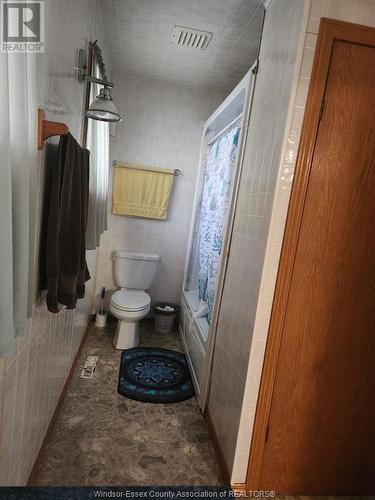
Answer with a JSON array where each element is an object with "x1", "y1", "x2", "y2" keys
[{"x1": 247, "y1": 19, "x2": 375, "y2": 495}]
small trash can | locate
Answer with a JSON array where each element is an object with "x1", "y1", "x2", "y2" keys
[{"x1": 154, "y1": 302, "x2": 180, "y2": 334}]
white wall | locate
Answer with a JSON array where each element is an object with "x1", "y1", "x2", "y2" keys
[
  {"x1": 230, "y1": 0, "x2": 375, "y2": 485},
  {"x1": 207, "y1": 0, "x2": 309, "y2": 481},
  {"x1": 94, "y1": 76, "x2": 224, "y2": 307},
  {"x1": 0, "y1": 0, "x2": 109, "y2": 485}
]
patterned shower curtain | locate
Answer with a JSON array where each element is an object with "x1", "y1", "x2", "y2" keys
[{"x1": 198, "y1": 124, "x2": 240, "y2": 324}]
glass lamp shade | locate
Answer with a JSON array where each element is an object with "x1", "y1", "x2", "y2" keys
[{"x1": 86, "y1": 87, "x2": 122, "y2": 123}]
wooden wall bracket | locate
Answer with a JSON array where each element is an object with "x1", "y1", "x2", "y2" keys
[{"x1": 38, "y1": 108, "x2": 69, "y2": 150}]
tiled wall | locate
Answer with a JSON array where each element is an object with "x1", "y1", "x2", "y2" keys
[
  {"x1": 0, "y1": 0, "x2": 109, "y2": 485},
  {"x1": 94, "y1": 76, "x2": 224, "y2": 307},
  {"x1": 230, "y1": 0, "x2": 375, "y2": 485},
  {"x1": 207, "y1": 0, "x2": 308, "y2": 480}
]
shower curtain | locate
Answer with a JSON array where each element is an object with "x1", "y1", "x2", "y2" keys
[
  {"x1": 198, "y1": 124, "x2": 240, "y2": 324},
  {"x1": 0, "y1": 50, "x2": 38, "y2": 354}
]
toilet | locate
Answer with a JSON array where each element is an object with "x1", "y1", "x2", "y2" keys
[{"x1": 110, "y1": 251, "x2": 160, "y2": 350}]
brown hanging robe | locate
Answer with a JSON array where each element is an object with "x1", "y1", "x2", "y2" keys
[{"x1": 40, "y1": 133, "x2": 91, "y2": 312}]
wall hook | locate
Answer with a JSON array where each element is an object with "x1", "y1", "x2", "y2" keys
[{"x1": 38, "y1": 109, "x2": 69, "y2": 150}]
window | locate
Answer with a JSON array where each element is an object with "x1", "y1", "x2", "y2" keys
[{"x1": 84, "y1": 47, "x2": 109, "y2": 250}]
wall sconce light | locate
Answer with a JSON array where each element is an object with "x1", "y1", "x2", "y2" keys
[
  {"x1": 86, "y1": 83, "x2": 122, "y2": 123},
  {"x1": 77, "y1": 46, "x2": 122, "y2": 123}
]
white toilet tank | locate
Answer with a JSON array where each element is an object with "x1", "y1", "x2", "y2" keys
[{"x1": 113, "y1": 251, "x2": 160, "y2": 290}]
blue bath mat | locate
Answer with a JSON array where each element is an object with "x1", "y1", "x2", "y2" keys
[{"x1": 118, "y1": 347, "x2": 195, "y2": 404}]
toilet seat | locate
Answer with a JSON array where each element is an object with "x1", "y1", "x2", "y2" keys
[{"x1": 111, "y1": 290, "x2": 150, "y2": 312}]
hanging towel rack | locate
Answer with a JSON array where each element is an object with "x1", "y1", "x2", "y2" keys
[
  {"x1": 38, "y1": 108, "x2": 69, "y2": 150},
  {"x1": 112, "y1": 160, "x2": 181, "y2": 176}
]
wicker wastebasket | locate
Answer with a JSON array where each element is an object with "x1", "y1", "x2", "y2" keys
[{"x1": 154, "y1": 303, "x2": 180, "y2": 334}]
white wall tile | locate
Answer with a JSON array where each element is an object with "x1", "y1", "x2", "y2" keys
[
  {"x1": 307, "y1": 17, "x2": 320, "y2": 34},
  {"x1": 0, "y1": 0, "x2": 110, "y2": 486},
  {"x1": 229, "y1": 0, "x2": 375, "y2": 486},
  {"x1": 353, "y1": 0, "x2": 375, "y2": 26},
  {"x1": 94, "y1": 76, "x2": 225, "y2": 308},
  {"x1": 207, "y1": 0, "x2": 308, "y2": 481},
  {"x1": 326, "y1": 0, "x2": 358, "y2": 21},
  {"x1": 310, "y1": 0, "x2": 328, "y2": 18},
  {"x1": 305, "y1": 32, "x2": 318, "y2": 49}
]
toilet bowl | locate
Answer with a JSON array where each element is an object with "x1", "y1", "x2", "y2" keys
[
  {"x1": 110, "y1": 251, "x2": 160, "y2": 350},
  {"x1": 111, "y1": 290, "x2": 151, "y2": 349}
]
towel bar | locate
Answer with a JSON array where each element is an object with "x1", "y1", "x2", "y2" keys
[
  {"x1": 38, "y1": 109, "x2": 69, "y2": 150},
  {"x1": 112, "y1": 160, "x2": 181, "y2": 176}
]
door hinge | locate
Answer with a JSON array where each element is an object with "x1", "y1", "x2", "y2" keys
[
  {"x1": 265, "y1": 424, "x2": 270, "y2": 442},
  {"x1": 319, "y1": 99, "x2": 326, "y2": 122}
]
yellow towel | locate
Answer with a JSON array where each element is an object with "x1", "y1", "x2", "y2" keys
[{"x1": 113, "y1": 163, "x2": 174, "y2": 219}]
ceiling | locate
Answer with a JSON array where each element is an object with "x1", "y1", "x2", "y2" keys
[{"x1": 101, "y1": 0, "x2": 264, "y2": 91}]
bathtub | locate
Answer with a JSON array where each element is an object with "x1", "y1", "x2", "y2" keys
[
  {"x1": 179, "y1": 65, "x2": 258, "y2": 412},
  {"x1": 179, "y1": 289, "x2": 210, "y2": 409}
]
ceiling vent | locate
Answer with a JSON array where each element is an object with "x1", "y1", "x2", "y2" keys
[{"x1": 170, "y1": 25, "x2": 213, "y2": 50}]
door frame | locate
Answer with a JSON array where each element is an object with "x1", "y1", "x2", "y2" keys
[{"x1": 246, "y1": 17, "x2": 375, "y2": 490}]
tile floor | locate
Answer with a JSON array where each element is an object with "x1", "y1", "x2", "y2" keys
[{"x1": 31, "y1": 320, "x2": 223, "y2": 486}]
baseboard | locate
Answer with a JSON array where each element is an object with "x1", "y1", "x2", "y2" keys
[
  {"x1": 205, "y1": 407, "x2": 231, "y2": 485},
  {"x1": 27, "y1": 318, "x2": 92, "y2": 485}
]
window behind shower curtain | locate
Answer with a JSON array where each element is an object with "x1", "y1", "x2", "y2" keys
[{"x1": 85, "y1": 56, "x2": 109, "y2": 250}]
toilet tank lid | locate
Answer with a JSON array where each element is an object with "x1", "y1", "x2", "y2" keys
[{"x1": 113, "y1": 251, "x2": 160, "y2": 262}]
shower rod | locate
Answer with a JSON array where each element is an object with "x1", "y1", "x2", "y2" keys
[{"x1": 207, "y1": 113, "x2": 243, "y2": 146}]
